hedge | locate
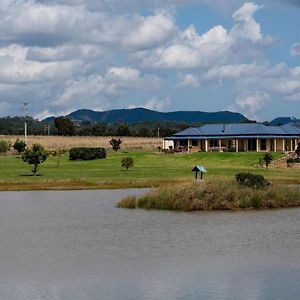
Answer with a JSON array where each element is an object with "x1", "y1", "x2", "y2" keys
[{"x1": 69, "y1": 147, "x2": 106, "y2": 160}]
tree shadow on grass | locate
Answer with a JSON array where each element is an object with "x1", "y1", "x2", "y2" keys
[{"x1": 19, "y1": 174, "x2": 42, "y2": 177}]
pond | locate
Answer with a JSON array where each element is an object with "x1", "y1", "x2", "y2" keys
[{"x1": 0, "y1": 189, "x2": 300, "y2": 300}]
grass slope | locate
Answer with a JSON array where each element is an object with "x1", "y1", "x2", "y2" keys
[{"x1": 0, "y1": 151, "x2": 298, "y2": 190}]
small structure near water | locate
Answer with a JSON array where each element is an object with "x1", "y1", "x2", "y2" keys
[{"x1": 192, "y1": 166, "x2": 207, "y2": 180}]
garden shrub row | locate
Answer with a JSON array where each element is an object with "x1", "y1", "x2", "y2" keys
[{"x1": 69, "y1": 147, "x2": 106, "y2": 160}]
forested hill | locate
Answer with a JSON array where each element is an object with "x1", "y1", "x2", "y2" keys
[{"x1": 46, "y1": 108, "x2": 248, "y2": 124}]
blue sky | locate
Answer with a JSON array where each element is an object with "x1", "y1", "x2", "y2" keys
[{"x1": 0, "y1": 0, "x2": 300, "y2": 121}]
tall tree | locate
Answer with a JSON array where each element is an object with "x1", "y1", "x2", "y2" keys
[{"x1": 54, "y1": 117, "x2": 75, "y2": 136}]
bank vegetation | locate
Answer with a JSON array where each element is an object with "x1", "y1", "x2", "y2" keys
[{"x1": 117, "y1": 180, "x2": 300, "y2": 211}]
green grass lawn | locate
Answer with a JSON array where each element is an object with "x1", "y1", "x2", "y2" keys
[{"x1": 0, "y1": 151, "x2": 299, "y2": 190}]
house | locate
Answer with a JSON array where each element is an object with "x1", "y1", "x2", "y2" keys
[{"x1": 164, "y1": 123, "x2": 300, "y2": 153}]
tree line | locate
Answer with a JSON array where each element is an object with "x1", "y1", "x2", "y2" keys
[{"x1": 0, "y1": 116, "x2": 192, "y2": 137}]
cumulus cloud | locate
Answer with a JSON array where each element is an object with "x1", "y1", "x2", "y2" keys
[
  {"x1": 230, "y1": 91, "x2": 270, "y2": 119},
  {"x1": 178, "y1": 74, "x2": 200, "y2": 87},
  {"x1": 135, "y1": 2, "x2": 271, "y2": 69},
  {"x1": 0, "y1": 0, "x2": 299, "y2": 119},
  {"x1": 200, "y1": 62, "x2": 300, "y2": 117},
  {"x1": 52, "y1": 67, "x2": 161, "y2": 112},
  {"x1": 128, "y1": 96, "x2": 171, "y2": 111}
]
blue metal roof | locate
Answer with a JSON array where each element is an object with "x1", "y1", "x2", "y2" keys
[
  {"x1": 192, "y1": 166, "x2": 207, "y2": 173},
  {"x1": 168, "y1": 123, "x2": 300, "y2": 139}
]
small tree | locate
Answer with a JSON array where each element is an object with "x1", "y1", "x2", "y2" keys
[
  {"x1": 263, "y1": 153, "x2": 273, "y2": 170},
  {"x1": 49, "y1": 149, "x2": 66, "y2": 167},
  {"x1": 121, "y1": 157, "x2": 134, "y2": 170},
  {"x1": 0, "y1": 140, "x2": 11, "y2": 155},
  {"x1": 13, "y1": 139, "x2": 27, "y2": 154},
  {"x1": 110, "y1": 138, "x2": 122, "y2": 152},
  {"x1": 22, "y1": 144, "x2": 48, "y2": 176}
]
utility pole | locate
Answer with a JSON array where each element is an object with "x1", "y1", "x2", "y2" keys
[
  {"x1": 157, "y1": 128, "x2": 160, "y2": 138},
  {"x1": 22, "y1": 102, "x2": 28, "y2": 145}
]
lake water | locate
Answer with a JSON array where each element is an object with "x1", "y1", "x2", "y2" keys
[{"x1": 0, "y1": 189, "x2": 300, "y2": 300}]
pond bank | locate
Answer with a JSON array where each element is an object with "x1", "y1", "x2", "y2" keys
[{"x1": 117, "y1": 181, "x2": 300, "y2": 211}]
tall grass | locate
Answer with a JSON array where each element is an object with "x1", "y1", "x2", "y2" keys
[
  {"x1": 117, "y1": 180, "x2": 300, "y2": 211},
  {"x1": 0, "y1": 135, "x2": 162, "y2": 151}
]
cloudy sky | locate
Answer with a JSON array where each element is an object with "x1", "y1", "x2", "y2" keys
[{"x1": 0, "y1": 0, "x2": 300, "y2": 120}]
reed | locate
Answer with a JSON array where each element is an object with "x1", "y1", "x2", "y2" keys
[{"x1": 117, "y1": 180, "x2": 300, "y2": 211}]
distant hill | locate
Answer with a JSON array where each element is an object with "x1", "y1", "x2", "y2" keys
[
  {"x1": 44, "y1": 108, "x2": 248, "y2": 124},
  {"x1": 270, "y1": 117, "x2": 300, "y2": 126}
]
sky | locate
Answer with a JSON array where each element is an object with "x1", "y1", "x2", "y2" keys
[{"x1": 0, "y1": 0, "x2": 300, "y2": 121}]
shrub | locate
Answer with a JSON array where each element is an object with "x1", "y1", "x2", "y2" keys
[
  {"x1": 0, "y1": 140, "x2": 11, "y2": 154},
  {"x1": 69, "y1": 147, "x2": 106, "y2": 160},
  {"x1": 117, "y1": 196, "x2": 137, "y2": 208},
  {"x1": 13, "y1": 139, "x2": 27, "y2": 154},
  {"x1": 287, "y1": 158, "x2": 300, "y2": 164},
  {"x1": 22, "y1": 144, "x2": 48, "y2": 175},
  {"x1": 121, "y1": 157, "x2": 134, "y2": 170},
  {"x1": 263, "y1": 153, "x2": 273, "y2": 170},
  {"x1": 235, "y1": 172, "x2": 270, "y2": 188},
  {"x1": 109, "y1": 138, "x2": 122, "y2": 152}
]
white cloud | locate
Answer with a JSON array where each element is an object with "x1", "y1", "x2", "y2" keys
[
  {"x1": 230, "y1": 2, "x2": 263, "y2": 42},
  {"x1": 0, "y1": 44, "x2": 82, "y2": 84},
  {"x1": 52, "y1": 67, "x2": 161, "y2": 113},
  {"x1": 135, "y1": 2, "x2": 271, "y2": 69},
  {"x1": 290, "y1": 43, "x2": 300, "y2": 56},
  {"x1": 178, "y1": 74, "x2": 200, "y2": 87},
  {"x1": 0, "y1": 0, "x2": 298, "y2": 119},
  {"x1": 123, "y1": 11, "x2": 175, "y2": 50},
  {"x1": 129, "y1": 96, "x2": 171, "y2": 111},
  {"x1": 230, "y1": 91, "x2": 270, "y2": 119}
]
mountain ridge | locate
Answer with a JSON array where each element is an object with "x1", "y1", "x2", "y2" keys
[{"x1": 43, "y1": 107, "x2": 248, "y2": 124}]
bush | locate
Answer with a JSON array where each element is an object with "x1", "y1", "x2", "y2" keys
[
  {"x1": 121, "y1": 157, "x2": 134, "y2": 170},
  {"x1": 287, "y1": 158, "x2": 300, "y2": 164},
  {"x1": 0, "y1": 140, "x2": 11, "y2": 154},
  {"x1": 263, "y1": 153, "x2": 273, "y2": 170},
  {"x1": 117, "y1": 196, "x2": 137, "y2": 208},
  {"x1": 13, "y1": 139, "x2": 27, "y2": 154},
  {"x1": 69, "y1": 147, "x2": 106, "y2": 160},
  {"x1": 235, "y1": 172, "x2": 270, "y2": 188},
  {"x1": 109, "y1": 138, "x2": 122, "y2": 152}
]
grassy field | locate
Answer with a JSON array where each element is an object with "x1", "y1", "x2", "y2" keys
[{"x1": 0, "y1": 150, "x2": 299, "y2": 190}]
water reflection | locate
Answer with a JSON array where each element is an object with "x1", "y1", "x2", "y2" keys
[{"x1": 0, "y1": 190, "x2": 299, "y2": 299}]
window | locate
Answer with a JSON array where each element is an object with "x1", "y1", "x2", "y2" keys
[
  {"x1": 260, "y1": 139, "x2": 267, "y2": 151},
  {"x1": 248, "y1": 139, "x2": 257, "y2": 151},
  {"x1": 192, "y1": 140, "x2": 198, "y2": 146},
  {"x1": 209, "y1": 140, "x2": 218, "y2": 147},
  {"x1": 179, "y1": 140, "x2": 188, "y2": 146}
]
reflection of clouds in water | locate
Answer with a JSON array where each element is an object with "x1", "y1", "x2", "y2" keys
[{"x1": 0, "y1": 190, "x2": 300, "y2": 300}]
